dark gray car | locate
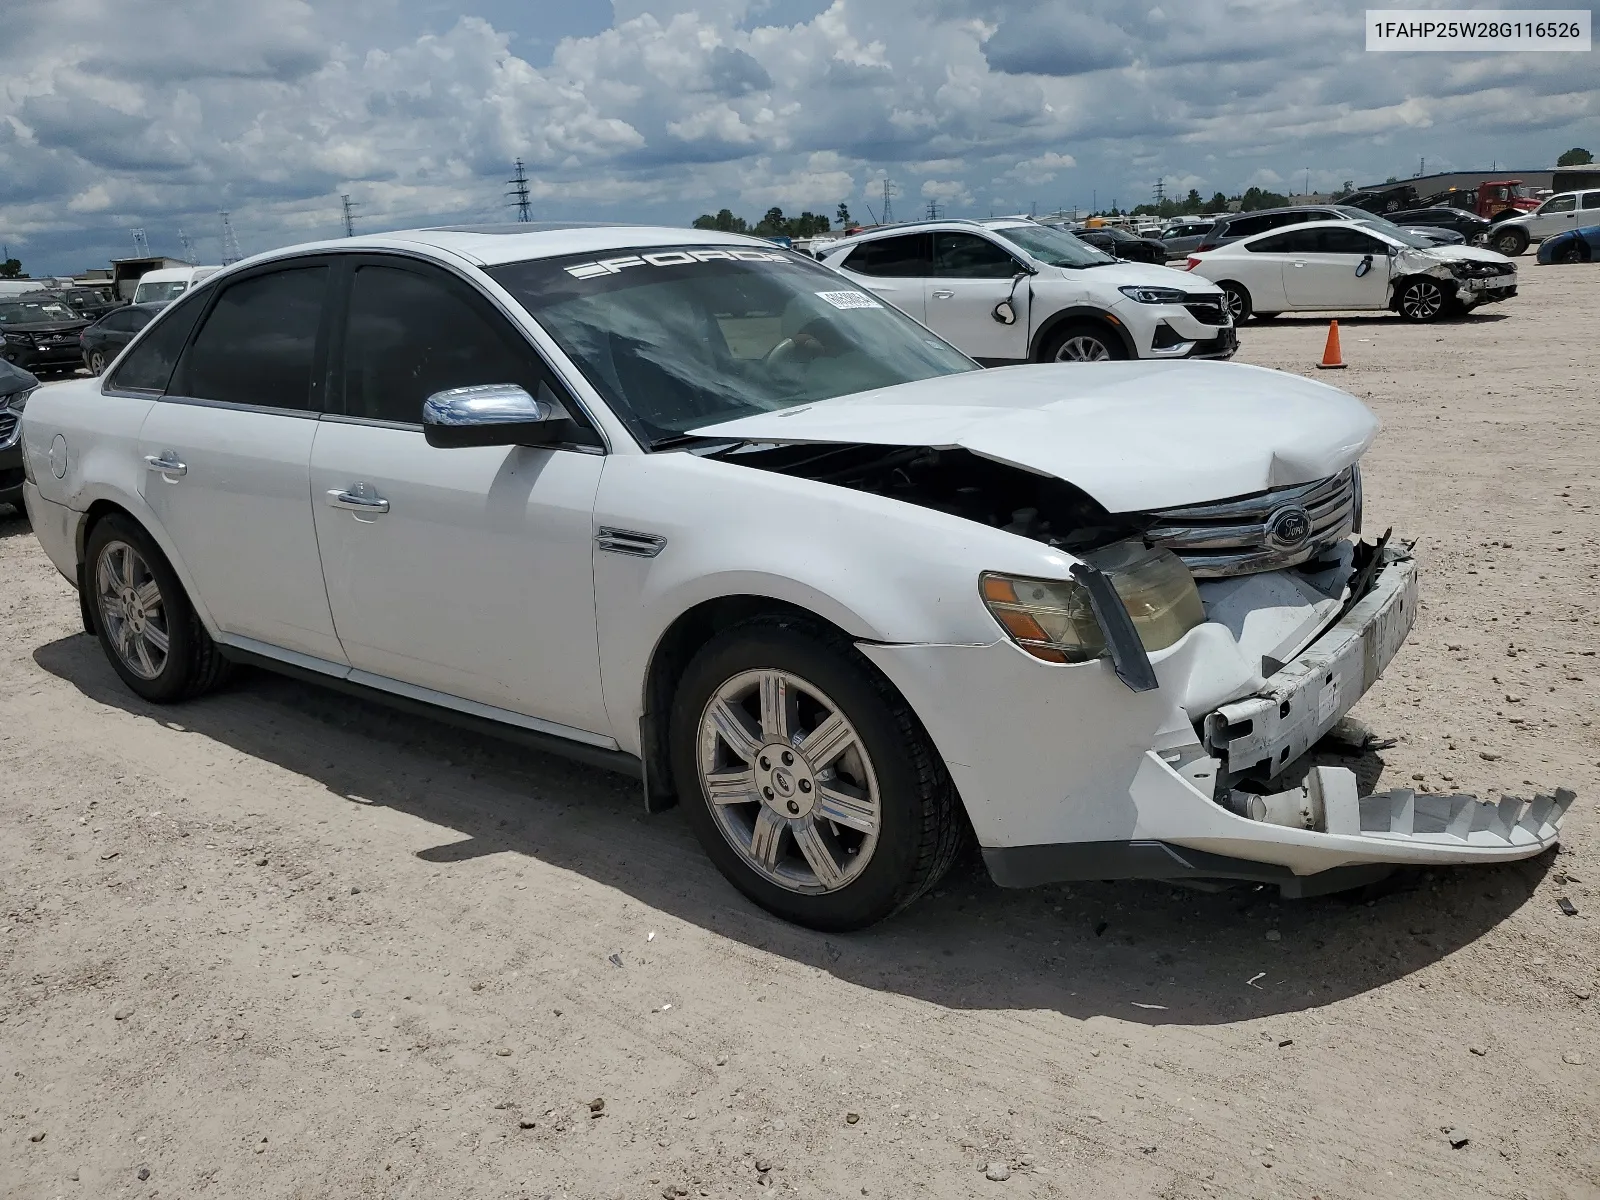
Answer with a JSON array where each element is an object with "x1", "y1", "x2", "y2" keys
[
  {"x1": 1197, "y1": 206, "x2": 1464, "y2": 252},
  {"x1": 0, "y1": 358, "x2": 39, "y2": 510},
  {"x1": 1155, "y1": 219, "x2": 1217, "y2": 260}
]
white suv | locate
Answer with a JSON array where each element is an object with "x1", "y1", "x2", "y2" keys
[
  {"x1": 818, "y1": 218, "x2": 1237, "y2": 364},
  {"x1": 18, "y1": 224, "x2": 1570, "y2": 930}
]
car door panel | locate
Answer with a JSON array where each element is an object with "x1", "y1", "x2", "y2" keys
[
  {"x1": 1281, "y1": 229, "x2": 1391, "y2": 309},
  {"x1": 135, "y1": 261, "x2": 347, "y2": 663},
  {"x1": 923, "y1": 232, "x2": 1030, "y2": 361},
  {"x1": 308, "y1": 257, "x2": 610, "y2": 737},
  {"x1": 833, "y1": 233, "x2": 930, "y2": 321}
]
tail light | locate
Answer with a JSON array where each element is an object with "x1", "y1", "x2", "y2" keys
[{"x1": 1184, "y1": 256, "x2": 1202, "y2": 271}]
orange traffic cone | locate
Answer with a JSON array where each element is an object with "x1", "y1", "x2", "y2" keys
[{"x1": 1316, "y1": 320, "x2": 1346, "y2": 370}]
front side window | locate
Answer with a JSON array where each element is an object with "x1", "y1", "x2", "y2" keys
[
  {"x1": 841, "y1": 234, "x2": 932, "y2": 278},
  {"x1": 933, "y1": 232, "x2": 1021, "y2": 278},
  {"x1": 1320, "y1": 227, "x2": 1389, "y2": 255},
  {"x1": 490, "y1": 246, "x2": 976, "y2": 447},
  {"x1": 1542, "y1": 195, "x2": 1577, "y2": 214},
  {"x1": 339, "y1": 263, "x2": 549, "y2": 425},
  {"x1": 173, "y1": 266, "x2": 327, "y2": 410}
]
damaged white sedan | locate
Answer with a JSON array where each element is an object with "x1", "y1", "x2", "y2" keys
[{"x1": 19, "y1": 224, "x2": 1572, "y2": 931}]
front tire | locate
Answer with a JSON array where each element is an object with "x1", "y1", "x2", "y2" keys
[
  {"x1": 1491, "y1": 226, "x2": 1528, "y2": 256},
  {"x1": 1395, "y1": 276, "x2": 1449, "y2": 323},
  {"x1": 1038, "y1": 321, "x2": 1126, "y2": 363},
  {"x1": 669, "y1": 618, "x2": 965, "y2": 930},
  {"x1": 1554, "y1": 241, "x2": 1586, "y2": 264},
  {"x1": 84, "y1": 514, "x2": 230, "y2": 703}
]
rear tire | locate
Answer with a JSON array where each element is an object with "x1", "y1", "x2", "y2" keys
[
  {"x1": 669, "y1": 617, "x2": 966, "y2": 930},
  {"x1": 1218, "y1": 282, "x2": 1253, "y2": 324},
  {"x1": 84, "y1": 513, "x2": 231, "y2": 703},
  {"x1": 1038, "y1": 321, "x2": 1126, "y2": 363},
  {"x1": 1491, "y1": 226, "x2": 1528, "y2": 256},
  {"x1": 87, "y1": 350, "x2": 107, "y2": 375}
]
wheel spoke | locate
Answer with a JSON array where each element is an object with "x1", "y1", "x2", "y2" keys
[
  {"x1": 707, "y1": 698, "x2": 761, "y2": 764},
  {"x1": 816, "y1": 781, "x2": 877, "y2": 834},
  {"x1": 793, "y1": 819, "x2": 845, "y2": 889},
  {"x1": 132, "y1": 634, "x2": 156, "y2": 676},
  {"x1": 758, "y1": 671, "x2": 792, "y2": 742},
  {"x1": 704, "y1": 767, "x2": 758, "y2": 806},
  {"x1": 798, "y1": 711, "x2": 855, "y2": 770},
  {"x1": 749, "y1": 806, "x2": 785, "y2": 869},
  {"x1": 115, "y1": 619, "x2": 135, "y2": 657},
  {"x1": 135, "y1": 580, "x2": 160, "y2": 608},
  {"x1": 143, "y1": 621, "x2": 170, "y2": 656}
]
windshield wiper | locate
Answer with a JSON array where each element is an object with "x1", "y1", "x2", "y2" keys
[{"x1": 648, "y1": 432, "x2": 743, "y2": 452}]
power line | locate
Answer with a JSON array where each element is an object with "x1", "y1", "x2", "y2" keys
[
  {"x1": 341, "y1": 194, "x2": 359, "y2": 238},
  {"x1": 219, "y1": 211, "x2": 242, "y2": 265},
  {"x1": 507, "y1": 159, "x2": 532, "y2": 222}
]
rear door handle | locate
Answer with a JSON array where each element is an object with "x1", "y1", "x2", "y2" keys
[
  {"x1": 328, "y1": 487, "x2": 389, "y2": 514},
  {"x1": 1291, "y1": 259, "x2": 1308, "y2": 267},
  {"x1": 931, "y1": 289, "x2": 955, "y2": 299},
  {"x1": 144, "y1": 452, "x2": 186, "y2": 477}
]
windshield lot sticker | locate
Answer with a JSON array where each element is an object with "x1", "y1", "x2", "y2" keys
[
  {"x1": 564, "y1": 248, "x2": 790, "y2": 279},
  {"x1": 815, "y1": 290, "x2": 883, "y2": 310}
]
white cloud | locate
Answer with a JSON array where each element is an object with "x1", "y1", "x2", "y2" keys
[{"x1": 0, "y1": 0, "x2": 1596, "y2": 273}]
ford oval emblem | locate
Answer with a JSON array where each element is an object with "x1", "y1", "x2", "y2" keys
[{"x1": 1264, "y1": 505, "x2": 1313, "y2": 551}]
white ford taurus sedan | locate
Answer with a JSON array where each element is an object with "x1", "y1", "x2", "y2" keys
[{"x1": 18, "y1": 224, "x2": 1571, "y2": 929}]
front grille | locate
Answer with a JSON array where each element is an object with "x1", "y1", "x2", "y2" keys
[
  {"x1": 1144, "y1": 467, "x2": 1359, "y2": 578},
  {"x1": 1183, "y1": 296, "x2": 1228, "y2": 325},
  {"x1": 0, "y1": 412, "x2": 17, "y2": 448}
]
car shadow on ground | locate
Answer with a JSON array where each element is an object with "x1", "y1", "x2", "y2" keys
[
  {"x1": 1253, "y1": 310, "x2": 1512, "y2": 327},
  {"x1": 0, "y1": 504, "x2": 31, "y2": 537},
  {"x1": 33, "y1": 633, "x2": 1553, "y2": 1028}
]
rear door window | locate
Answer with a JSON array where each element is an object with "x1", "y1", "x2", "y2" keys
[
  {"x1": 172, "y1": 266, "x2": 329, "y2": 411},
  {"x1": 1581, "y1": 191, "x2": 1600, "y2": 211},
  {"x1": 104, "y1": 296, "x2": 206, "y2": 394},
  {"x1": 841, "y1": 233, "x2": 933, "y2": 277}
]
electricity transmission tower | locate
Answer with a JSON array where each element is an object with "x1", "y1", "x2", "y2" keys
[
  {"x1": 924, "y1": 200, "x2": 941, "y2": 220},
  {"x1": 1152, "y1": 179, "x2": 1166, "y2": 207},
  {"x1": 879, "y1": 177, "x2": 896, "y2": 225},
  {"x1": 219, "y1": 212, "x2": 242, "y2": 264},
  {"x1": 507, "y1": 160, "x2": 532, "y2": 222},
  {"x1": 341, "y1": 194, "x2": 359, "y2": 237},
  {"x1": 131, "y1": 228, "x2": 151, "y2": 257},
  {"x1": 178, "y1": 229, "x2": 195, "y2": 261}
]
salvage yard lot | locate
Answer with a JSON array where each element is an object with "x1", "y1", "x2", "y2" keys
[{"x1": 2, "y1": 267, "x2": 1596, "y2": 1199}]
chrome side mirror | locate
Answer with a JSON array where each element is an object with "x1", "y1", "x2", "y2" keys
[{"x1": 422, "y1": 383, "x2": 559, "y2": 449}]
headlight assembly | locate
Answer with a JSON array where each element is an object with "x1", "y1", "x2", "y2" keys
[
  {"x1": 981, "y1": 543, "x2": 1206, "y2": 665},
  {"x1": 3, "y1": 386, "x2": 35, "y2": 415},
  {"x1": 1117, "y1": 285, "x2": 1188, "y2": 304}
]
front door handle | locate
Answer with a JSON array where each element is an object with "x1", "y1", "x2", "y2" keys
[
  {"x1": 1291, "y1": 259, "x2": 1308, "y2": 267},
  {"x1": 328, "y1": 487, "x2": 390, "y2": 514},
  {"x1": 144, "y1": 452, "x2": 186, "y2": 477},
  {"x1": 930, "y1": 289, "x2": 955, "y2": 299}
]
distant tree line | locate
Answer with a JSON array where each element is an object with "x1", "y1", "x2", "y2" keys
[{"x1": 693, "y1": 202, "x2": 853, "y2": 238}]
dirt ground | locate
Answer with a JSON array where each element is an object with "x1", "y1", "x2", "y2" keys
[{"x1": 2, "y1": 265, "x2": 1597, "y2": 1200}]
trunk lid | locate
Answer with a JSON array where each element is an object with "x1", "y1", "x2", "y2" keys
[{"x1": 697, "y1": 361, "x2": 1378, "y2": 512}]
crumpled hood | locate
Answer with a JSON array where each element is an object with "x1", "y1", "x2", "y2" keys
[
  {"x1": 1406, "y1": 244, "x2": 1514, "y2": 266},
  {"x1": 698, "y1": 360, "x2": 1378, "y2": 512}
]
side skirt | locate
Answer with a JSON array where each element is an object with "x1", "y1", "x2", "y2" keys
[{"x1": 217, "y1": 641, "x2": 643, "y2": 780}]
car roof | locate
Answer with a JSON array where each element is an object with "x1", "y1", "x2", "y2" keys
[
  {"x1": 1218, "y1": 219, "x2": 1406, "y2": 247},
  {"x1": 818, "y1": 217, "x2": 1042, "y2": 257},
  {"x1": 1217, "y1": 205, "x2": 1343, "y2": 224},
  {"x1": 222, "y1": 224, "x2": 792, "y2": 275}
]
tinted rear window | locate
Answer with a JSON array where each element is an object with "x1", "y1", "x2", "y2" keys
[
  {"x1": 105, "y1": 296, "x2": 206, "y2": 394},
  {"x1": 841, "y1": 233, "x2": 932, "y2": 277},
  {"x1": 173, "y1": 266, "x2": 328, "y2": 410}
]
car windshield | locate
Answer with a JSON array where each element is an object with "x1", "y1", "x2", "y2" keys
[
  {"x1": 990, "y1": 223, "x2": 1116, "y2": 267},
  {"x1": 1349, "y1": 215, "x2": 1434, "y2": 249},
  {"x1": 489, "y1": 245, "x2": 978, "y2": 447},
  {"x1": 135, "y1": 281, "x2": 189, "y2": 303},
  {"x1": 0, "y1": 300, "x2": 79, "y2": 324}
]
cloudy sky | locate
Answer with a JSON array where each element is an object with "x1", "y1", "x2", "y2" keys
[{"x1": 3, "y1": 0, "x2": 1596, "y2": 275}]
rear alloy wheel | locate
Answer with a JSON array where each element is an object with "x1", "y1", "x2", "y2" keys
[
  {"x1": 1041, "y1": 322, "x2": 1125, "y2": 363},
  {"x1": 670, "y1": 619, "x2": 965, "y2": 930},
  {"x1": 1396, "y1": 276, "x2": 1448, "y2": 323},
  {"x1": 87, "y1": 350, "x2": 107, "y2": 375},
  {"x1": 85, "y1": 513, "x2": 230, "y2": 703},
  {"x1": 1491, "y1": 227, "x2": 1528, "y2": 256},
  {"x1": 1219, "y1": 282, "x2": 1253, "y2": 324}
]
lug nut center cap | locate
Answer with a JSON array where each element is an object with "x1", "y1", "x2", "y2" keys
[{"x1": 756, "y1": 743, "x2": 815, "y2": 818}]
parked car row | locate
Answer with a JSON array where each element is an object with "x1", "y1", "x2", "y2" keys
[{"x1": 18, "y1": 222, "x2": 1570, "y2": 930}]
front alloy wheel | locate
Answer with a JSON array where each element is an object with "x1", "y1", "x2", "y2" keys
[
  {"x1": 1397, "y1": 277, "x2": 1447, "y2": 322},
  {"x1": 698, "y1": 669, "x2": 881, "y2": 894},
  {"x1": 670, "y1": 619, "x2": 965, "y2": 930}
]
